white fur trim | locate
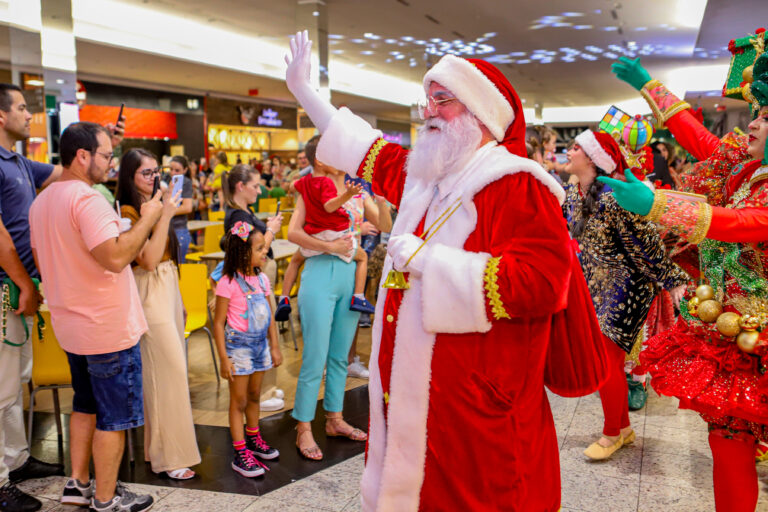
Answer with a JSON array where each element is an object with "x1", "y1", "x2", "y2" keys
[
  {"x1": 574, "y1": 130, "x2": 616, "y2": 173},
  {"x1": 423, "y1": 55, "x2": 515, "y2": 142},
  {"x1": 422, "y1": 245, "x2": 492, "y2": 334},
  {"x1": 316, "y1": 107, "x2": 382, "y2": 175}
]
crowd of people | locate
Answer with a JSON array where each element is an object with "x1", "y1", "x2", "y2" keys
[{"x1": 2, "y1": 23, "x2": 768, "y2": 512}]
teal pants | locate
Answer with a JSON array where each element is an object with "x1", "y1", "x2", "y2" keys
[{"x1": 292, "y1": 255, "x2": 361, "y2": 422}]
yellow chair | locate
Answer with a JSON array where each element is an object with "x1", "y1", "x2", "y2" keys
[
  {"x1": 208, "y1": 210, "x2": 225, "y2": 222},
  {"x1": 186, "y1": 223, "x2": 224, "y2": 262},
  {"x1": 179, "y1": 263, "x2": 220, "y2": 385},
  {"x1": 26, "y1": 310, "x2": 71, "y2": 445},
  {"x1": 258, "y1": 197, "x2": 277, "y2": 213}
]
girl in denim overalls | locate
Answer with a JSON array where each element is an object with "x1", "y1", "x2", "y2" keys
[{"x1": 212, "y1": 222, "x2": 283, "y2": 478}]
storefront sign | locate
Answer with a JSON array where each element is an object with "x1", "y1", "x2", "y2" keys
[{"x1": 258, "y1": 108, "x2": 283, "y2": 127}]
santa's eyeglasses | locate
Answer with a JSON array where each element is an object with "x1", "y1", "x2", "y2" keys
[{"x1": 417, "y1": 93, "x2": 458, "y2": 119}]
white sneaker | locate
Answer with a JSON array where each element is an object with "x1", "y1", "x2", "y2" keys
[
  {"x1": 274, "y1": 388, "x2": 285, "y2": 399},
  {"x1": 260, "y1": 397, "x2": 285, "y2": 412},
  {"x1": 348, "y1": 356, "x2": 370, "y2": 379}
]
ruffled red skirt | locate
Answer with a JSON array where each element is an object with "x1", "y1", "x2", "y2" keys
[{"x1": 638, "y1": 317, "x2": 768, "y2": 441}]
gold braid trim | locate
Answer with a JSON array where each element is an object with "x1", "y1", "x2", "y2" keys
[
  {"x1": 689, "y1": 202, "x2": 713, "y2": 245},
  {"x1": 640, "y1": 79, "x2": 691, "y2": 127},
  {"x1": 644, "y1": 190, "x2": 667, "y2": 223},
  {"x1": 362, "y1": 138, "x2": 389, "y2": 183},
  {"x1": 484, "y1": 256, "x2": 510, "y2": 320}
]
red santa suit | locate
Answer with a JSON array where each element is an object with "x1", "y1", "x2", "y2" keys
[{"x1": 316, "y1": 56, "x2": 606, "y2": 511}]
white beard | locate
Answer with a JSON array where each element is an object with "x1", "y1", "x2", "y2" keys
[{"x1": 406, "y1": 112, "x2": 483, "y2": 182}]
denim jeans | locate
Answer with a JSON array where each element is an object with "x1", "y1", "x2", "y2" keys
[{"x1": 66, "y1": 343, "x2": 144, "y2": 431}]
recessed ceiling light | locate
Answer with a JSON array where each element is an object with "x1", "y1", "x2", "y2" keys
[
  {"x1": 361, "y1": 50, "x2": 374, "y2": 55},
  {"x1": 573, "y1": 25, "x2": 592, "y2": 30},
  {"x1": 517, "y1": 59, "x2": 531, "y2": 64},
  {"x1": 401, "y1": 36, "x2": 414, "y2": 41},
  {"x1": 328, "y1": 34, "x2": 344, "y2": 39},
  {"x1": 331, "y1": 49, "x2": 344, "y2": 54},
  {"x1": 634, "y1": 27, "x2": 647, "y2": 31},
  {"x1": 385, "y1": 38, "x2": 398, "y2": 44},
  {"x1": 509, "y1": 51, "x2": 526, "y2": 57},
  {"x1": 484, "y1": 32, "x2": 497, "y2": 38},
  {"x1": 312, "y1": 11, "x2": 319, "y2": 16},
  {"x1": 350, "y1": 38, "x2": 364, "y2": 43},
  {"x1": 561, "y1": 12, "x2": 583, "y2": 17},
  {"x1": 602, "y1": 26, "x2": 619, "y2": 31},
  {"x1": 364, "y1": 33, "x2": 380, "y2": 40}
]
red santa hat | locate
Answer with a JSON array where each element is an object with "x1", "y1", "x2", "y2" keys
[
  {"x1": 422, "y1": 55, "x2": 527, "y2": 157},
  {"x1": 574, "y1": 129, "x2": 628, "y2": 173}
]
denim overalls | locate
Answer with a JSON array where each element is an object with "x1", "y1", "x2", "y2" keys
[{"x1": 225, "y1": 273, "x2": 272, "y2": 375}]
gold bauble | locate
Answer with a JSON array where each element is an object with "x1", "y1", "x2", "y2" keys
[
  {"x1": 736, "y1": 330, "x2": 760, "y2": 353},
  {"x1": 697, "y1": 300, "x2": 723, "y2": 323},
  {"x1": 716, "y1": 312, "x2": 743, "y2": 337},
  {"x1": 695, "y1": 284, "x2": 715, "y2": 301},
  {"x1": 743, "y1": 65, "x2": 754, "y2": 83},
  {"x1": 741, "y1": 314, "x2": 761, "y2": 331},
  {"x1": 687, "y1": 296, "x2": 700, "y2": 316}
]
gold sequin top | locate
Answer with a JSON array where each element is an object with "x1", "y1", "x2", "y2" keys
[{"x1": 563, "y1": 183, "x2": 690, "y2": 352}]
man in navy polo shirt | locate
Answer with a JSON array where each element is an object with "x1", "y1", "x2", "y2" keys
[{"x1": 0, "y1": 83, "x2": 123, "y2": 512}]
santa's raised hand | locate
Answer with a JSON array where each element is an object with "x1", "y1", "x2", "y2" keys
[{"x1": 284, "y1": 30, "x2": 336, "y2": 132}]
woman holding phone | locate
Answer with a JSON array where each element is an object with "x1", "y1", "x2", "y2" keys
[
  {"x1": 116, "y1": 148, "x2": 201, "y2": 480},
  {"x1": 167, "y1": 156, "x2": 195, "y2": 262}
]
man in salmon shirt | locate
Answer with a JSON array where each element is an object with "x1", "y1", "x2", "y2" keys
[{"x1": 29, "y1": 122, "x2": 162, "y2": 512}]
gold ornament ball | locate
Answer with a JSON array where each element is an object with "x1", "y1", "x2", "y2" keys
[
  {"x1": 716, "y1": 312, "x2": 743, "y2": 337},
  {"x1": 741, "y1": 314, "x2": 761, "y2": 331},
  {"x1": 736, "y1": 330, "x2": 760, "y2": 353},
  {"x1": 688, "y1": 296, "x2": 700, "y2": 316},
  {"x1": 697, "y1": 300, "x2": 723, "y2": 323},
  {"x1": 695, "y1": 284, "x2": 715, "y2": 301},
  {"x1": 743, "y1": 65, "x2": 754, "y2": 83}
]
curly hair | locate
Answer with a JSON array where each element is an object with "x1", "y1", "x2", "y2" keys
[{"x1": 222, "y1": 230, "x2": 262, "y2": 279}]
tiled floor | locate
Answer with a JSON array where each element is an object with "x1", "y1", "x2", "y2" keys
[{"x1": 21, "y1": 388, "x2": 768, "y2": 511}]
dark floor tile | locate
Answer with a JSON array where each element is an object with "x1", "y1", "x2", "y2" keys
[{"x1": 28, "y1": 386, "x2": 370, "y2": 497}]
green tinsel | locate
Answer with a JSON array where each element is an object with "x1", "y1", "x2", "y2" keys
[
  {"x1": 679, "y1": 297, "x2": 695, "y2": 322},
  {"x1": 699, "y1": 239, "x2": 768, "y2": 298}
]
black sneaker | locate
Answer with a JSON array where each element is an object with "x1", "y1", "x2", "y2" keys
[
  {"x1": 246, "y1": 433, "x2": 280, "y2": 460},
  {"x1": 61, "y1": 478, "x2": 94, "y2": 506},
  {"x1": 274, "y1": 296, "x2": 292, "y2": 322},
  {"x1": 0, "y1": 482, "x2": 41, "y2": 512},
  {"x1": 8, "y1": 456, "x2": 65, "y2": 483},
  {"x1": 231, "y1": 449, "x2": 266, "y2": 478},
  {"x1": 358, "y1": 313, "x2": 372, "y2": 328},
  {"x1": 90, "y1": 482, "x2": 153, "y2": 512}
]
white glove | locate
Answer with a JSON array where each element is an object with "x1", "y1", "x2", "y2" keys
[
  {"x1": 388, "y1": 234, "x2": 429, "y2": 278},
  {"x1": 284, "y1": 30, "x2": 336, "y2": 133}
]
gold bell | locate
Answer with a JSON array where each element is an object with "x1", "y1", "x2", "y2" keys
[{"x1": 382, "y1": 269, "x2": 410, "y2": 290}]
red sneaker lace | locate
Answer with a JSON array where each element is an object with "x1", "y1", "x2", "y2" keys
[
  {"x1": 242, "y1": 449, "x2": 269, "y2": 471},
  {"x1": 251, "y1": 433, "x2": 270, "y2": 451}
]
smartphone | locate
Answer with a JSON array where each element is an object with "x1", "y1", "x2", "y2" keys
[
  {"x1": 152, "y1": 176, "x2": 160, "y2": 197},
  {"x1": 171, "y1": 175, "x2": 184, "y2": 199},
  {"x1": 275, "y1": 200, "x2": 281, "y2": 215},
  {"x1": 114, "y1": 103, "x2": 124, "y2": 134}
]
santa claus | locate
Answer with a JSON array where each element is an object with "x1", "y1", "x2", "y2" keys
[{"x1": 285, "y1": 31, "x2": 607, "y2": 511}]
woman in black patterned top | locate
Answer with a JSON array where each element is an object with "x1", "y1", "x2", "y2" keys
[{"x1": 562, "y1": 130, "x2": 689, "y2": 460}]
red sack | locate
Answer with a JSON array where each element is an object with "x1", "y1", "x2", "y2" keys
[{"x1": 544, "y1": 249, "x2": 609, "y2": 397}]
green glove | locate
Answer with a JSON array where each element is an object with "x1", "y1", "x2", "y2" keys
[
  {"x1": 610, "y1": 57, "x2": 652, "y2": 91},
  {"x1": 596, "y1": 169, "x2": 655, "y2": 216}
]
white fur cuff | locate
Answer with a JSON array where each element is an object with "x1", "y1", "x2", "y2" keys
[
  {"x1": 316, "y1": 107, "x2": 383, "y2": 176},
  {"x1": 422, "y1": 244, "x2": 493, "y2": 334}
]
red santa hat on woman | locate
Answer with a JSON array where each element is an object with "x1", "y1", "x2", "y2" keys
[
  {"x1": 573, "y1": 129, "x2": 628, "y2": 173},
  {"x1": 422, "y1": 55, "x2": 527, "y2": 158}
]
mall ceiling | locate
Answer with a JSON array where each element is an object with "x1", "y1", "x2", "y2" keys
[{"x1": 10, "y1": 0, "x2": 768, "y2": 122}]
